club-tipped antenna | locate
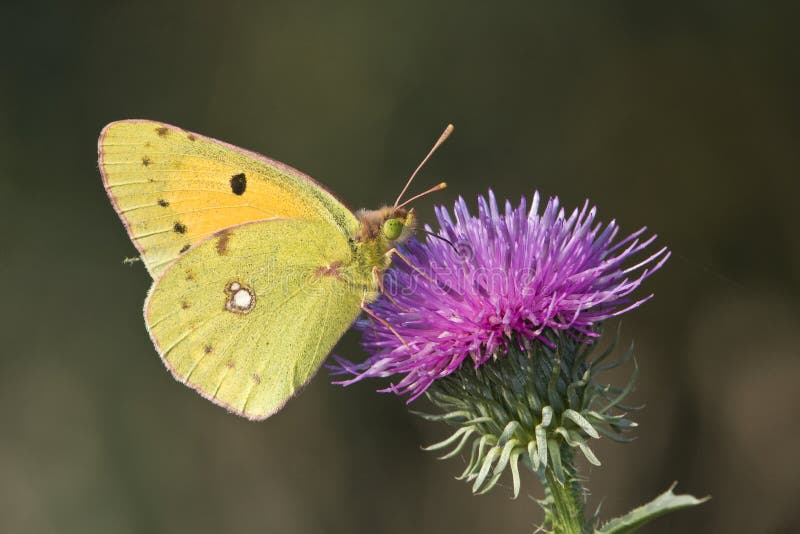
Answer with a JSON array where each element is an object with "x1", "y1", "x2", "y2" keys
[
  {"x1": 394, "y1": 124, "x2": 454, "y2": 208},
  {"x1": 396, "y1": 182, "x2": 447, "y2": 210}
]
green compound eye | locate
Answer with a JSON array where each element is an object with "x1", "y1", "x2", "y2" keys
[{"x1": 383, "y1": 218, "x2": 404, "y2": 240}]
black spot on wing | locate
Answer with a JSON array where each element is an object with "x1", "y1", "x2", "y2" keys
[
  {"x1": 142, "y1": 156, "x2": 152, "y2": 167},
  {"x1": 230, "y1": 173, "x2": 247, "y2": 195},
  {"x1": 158, "y1": 199, "x2": 169, "y2": 207},
  {"x1": 179, "y1": 244, "x2": 190, "y2": 253},
  {"x1": 187, "y1": 133, "x2": 196, "y2": 141},
  {"x1": 173, "y1": 222, "x2": 187, "y2": 234},
  {"x1": 155, "y1": 127, "x2": 169, "y2": 136}
]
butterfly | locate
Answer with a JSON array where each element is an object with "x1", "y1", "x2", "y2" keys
[{"x1": 98, "y1": 119, "x2": 451, "y2": 420}]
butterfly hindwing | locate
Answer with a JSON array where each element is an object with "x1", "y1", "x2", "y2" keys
[
  {"x1": 145, "y1": 218, "x2": 364, "y2": 420},
  {"x1": 99, "y1": 120, "x2": 359, "y2": 278}
]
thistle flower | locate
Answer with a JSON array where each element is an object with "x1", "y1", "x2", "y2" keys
[
  {"x1": 333, "y1": 190, "x2": 706, "y2": 532},
  {"x1": 334, "y1": 190, "x2": 669, "y2": 400}
]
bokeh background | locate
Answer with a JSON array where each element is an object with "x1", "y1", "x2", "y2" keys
[{"x1": 2, "y1": 2, "x2": 798, "y2": 533}]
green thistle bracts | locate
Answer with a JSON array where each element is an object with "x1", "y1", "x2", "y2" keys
[{"x1": 417, "y1": 327, "x2": 638, "y2": 498}]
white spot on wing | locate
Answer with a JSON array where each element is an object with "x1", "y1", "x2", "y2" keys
[
  {"x1": 233, "y1": 289, "x2": 252, "y2": 308},
  {"x1": 224, "y1": 281, "x2": 255, "y2": 314}
]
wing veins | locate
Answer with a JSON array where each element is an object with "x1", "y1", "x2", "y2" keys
[{"x1": 240, "y1": 280, "x2": 318, "y2": 414}]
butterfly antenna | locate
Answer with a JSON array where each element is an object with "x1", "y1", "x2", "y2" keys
[
  {"x1": 394, "y1": 124, "x2": 454, "y2": 208},
  {"x1": 395, "y1": 182, "x2": 448, "y2": 210}
]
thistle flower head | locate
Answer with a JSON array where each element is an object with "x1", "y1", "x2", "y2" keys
[
  {"x1": 332, "y1": 190, "x2": 702, "y2": 519},
  {"x1": 334, "y1": 190, "x2": 669, "y2": 400}
]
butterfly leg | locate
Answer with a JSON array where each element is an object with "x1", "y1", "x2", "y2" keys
[
  {"x1": 371, "y1": 265, "x2": 413, "y2": 312},
  {"x1": 360, "y1": 291, "x2": 410, "y2": 348},
  {"x1": 385, "y1": 247, "x2": 437, "y2": 284}
]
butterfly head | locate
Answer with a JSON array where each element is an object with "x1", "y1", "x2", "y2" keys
[
  {"x1": 383, "y1": 207, "x2": 416, "y2": 242},
  {"x1": 356, "y1": 123, "x2": 453, "y2": 247},
  {"x1": 355, "y1": 206, "x2": 416, "y2": 244}
]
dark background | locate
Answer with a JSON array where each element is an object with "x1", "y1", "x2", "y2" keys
[{"x1": 2, "y1": 2, "x2": 798, "y2": 533}]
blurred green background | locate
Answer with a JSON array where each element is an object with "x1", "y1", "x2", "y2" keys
[{"x1": 2, "y1": 2, "x2": 798, "y2": 533}]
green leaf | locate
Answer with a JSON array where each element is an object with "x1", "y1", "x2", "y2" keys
[
  {"x1": 493, "y1": 439, "x2": 520, "y2": 476},
  {"x1": 498, "y1": 420, "x2": 521, "y2": 445},
  {"x1": 546, "y1": 355, "x2": 565, "y2": 411},
  {"x1": 535, "y1": 425, "x2": 549, "y2": 469},
  {"x1": 563, "y1": 409, "x2": 601, "y2": 439},
  {"x1": 473, "y1": 445, "x2": 501, "y2": 492},
  {"x1": 457, "y1": 438, "x2": 482, "y2": 480},
  {"x1": 596, "y1": 483, "x2": 709, "y2": 533},
  {"x1": 438, "y1": 427, "x2": 476, "y2": 459},
  {"x1": 463, "y1": 416, "x2": 495, "y2": 425},
  {"x1": 422, "y1": 426, "x2": 471, "y2": 451},
  {"x1": 599, "y1": 359, "x2": 639, "y2": 415},
  {"x1": 577, "y1": 440, "x2": 601, "y2": 467},
  {"x1": 509, "y1": 450, "x2": 522, "y2": 498},
  {"x1": 547, "y1": 439, "x2": 565, "y2": 483},
  {"x1": 527, "y1": 439, "x2": 540, "y2": 470},
  {"x1": 593, "y1": 338, "x2": 634, "y2": 374},
  {"x1": 409, "y1": 409, "x2": 471, "y2": 422},
  {"x1": 594, "y1": 425, "x2": 637, "y2": 443},
  {"x1": 535, "y1": 406, "x2": 553, "y2": 468},
  {"x1": 515, "y1": 400, "x2": 536, "y2": 429},
  {"x1": 589, "y1": 323, "x2": 621, "y2": 370}
]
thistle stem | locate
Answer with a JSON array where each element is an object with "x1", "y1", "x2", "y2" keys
[{"x1": 539, "y1": 450, "x2": 586, "y2": 534}]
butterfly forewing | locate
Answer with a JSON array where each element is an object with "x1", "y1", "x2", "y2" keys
[
  {"x1": 145, "y1": 219, "x2": 363, "y2": 420},
  {"x1": 99, "y1": 120, "x2": 359, "y2": 278}
]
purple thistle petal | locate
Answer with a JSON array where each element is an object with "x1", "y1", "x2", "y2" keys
[{"x1": 333, "y1": 191, "x2": 668, "y2": 400}]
